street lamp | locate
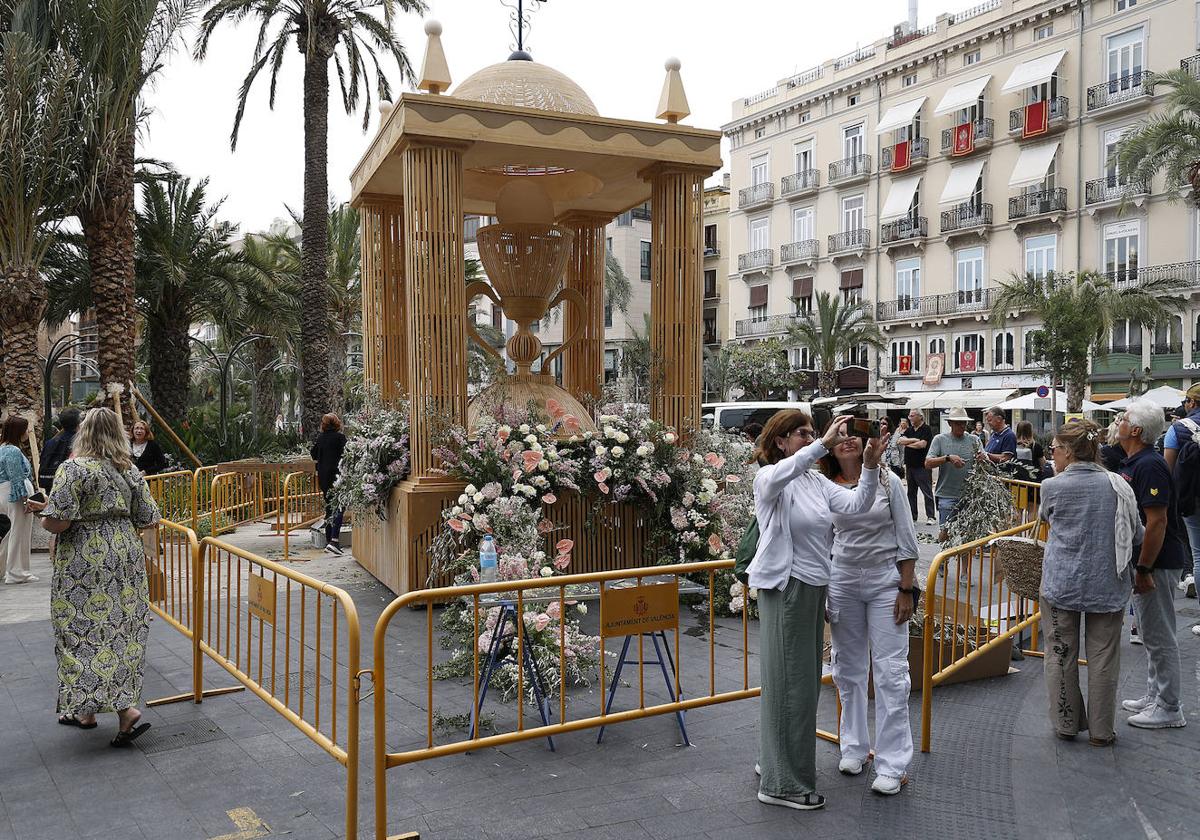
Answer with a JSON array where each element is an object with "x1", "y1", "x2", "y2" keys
[
  {"x1": 40, "y1": 333, "x2": 99, "y2": 444},
  {"x1": 188, "y1": 333, "x2": 266, "y2": 441}
]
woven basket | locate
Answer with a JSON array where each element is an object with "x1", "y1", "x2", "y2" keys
[{"x1": 993, "y1": 527, "x2": 1044, "y2": 600}]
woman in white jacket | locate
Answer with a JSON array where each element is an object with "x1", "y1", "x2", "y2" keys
[
  {"x1": 824, "y1": 434, "x2": 919, "y2": 796},
  {"x1": 748, "y1": 410, "x2": 887, "y2": 812}
]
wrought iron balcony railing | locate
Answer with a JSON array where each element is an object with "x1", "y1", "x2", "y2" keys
[
  {"x1": 829, "y1": 154, "x2": 872, "y2": 184},
  {"x1": 1087, "y1": 71, "x2": 1152, "y2": 112},
  {"x1": 940, "y1": 118, "x2": 995, "y2": 154},
  {"x1": 828, "y1": 228, "x2": 871, "y2": 254},
  {"x1": 1151, "y1": 342, "x2": 1183, "y2": 355},
  {"x1": 1183, "y1": 54, "x2": 1200, "y2": 78},
  {"x1": 940, "y1": 202, "x2": 992, "y2": 233},
  {"x1": 881, "y1": 138, "x2": 930, "y2": 171},
  {"x1": 1008, "y1": 187, "x2": 1067, "y2": 220},
  {"x1": 880, "y1": 216, "x2": 928, "y2": 245},
  {"x1": 1008, "y1": 97, "x2": 1069, "y2": 134},
  {"x1": 737, "y1": 248, "x2": 774, "y2": 272},
  {"x1": 875, "y1": 288, "x2": 994, "y2": 322},
  {"x1": 781, "y1": 239, "x2": 819, "y2": 263},
  {"x1": 738, "y1": 182, "x2": 775, "y2": 209},
  {"x1": 734, "y1": 313, "x2": 797, "y2": 338},
  {"x1": 1084, "y1": 176, "x2": 1150, "y2": 205},
  {"x1": 1099, "y1": 259, "x2": 1200, "y2": 291},
  {"x1": 781, "y1": 169, "x2": 820, "y2": 197}
]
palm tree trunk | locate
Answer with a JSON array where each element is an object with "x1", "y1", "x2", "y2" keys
[
  {"x1": 299, "y1": 54, "x2": 332, "y2": 437},
  {"x1": 0, "y1": 265, "x2": 47, "y2": 432},
  {"x1": 818, "y1": 368, "x2": 837, "y2": 398},
  {"x1": 1065, "y1": 372, "x2": 1087, "y2": 414},
  {"x1": 328, "y1": 327, "x2": 346, "y2": 417},
  {"x1": 252, "y1": 339, "x2": 279, "y2": 434},
  {"x1": 145, "y1": 319, "x2": 191, "y2": 427}
]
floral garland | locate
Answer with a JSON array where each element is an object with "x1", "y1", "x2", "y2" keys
[{"x1": 330, "y1": 390, "x2": 410, "y2": 518}]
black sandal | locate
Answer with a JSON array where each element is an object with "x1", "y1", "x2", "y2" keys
[
  {"x1": 58, "y1": 715, "x2": 97, "y2": 730},
  {"x1": 110, "y1": 722, "x2": 151, "y2": 748}
]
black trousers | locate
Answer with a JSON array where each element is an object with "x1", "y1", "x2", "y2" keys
[
  {"x1": 323, "y1": 489, "x2": 344, "y2": 544},
  {"x1": 906, "y1": 466, "x2": 935, "y2": 520}
]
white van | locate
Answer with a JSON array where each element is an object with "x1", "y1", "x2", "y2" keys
[{"x1": 700, "y1": 402, "x2": 814, "y2": 433}]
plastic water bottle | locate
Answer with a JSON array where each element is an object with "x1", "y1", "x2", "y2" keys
[{"x1": 479, "y1": 535, "x2": 498, "y2": 584}]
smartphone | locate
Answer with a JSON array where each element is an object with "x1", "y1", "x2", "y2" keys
[{"x1": 848, "y1": 417, "x2": 880, "y2": 441}]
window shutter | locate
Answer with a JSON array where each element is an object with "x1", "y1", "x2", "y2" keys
[
  {"x1": 749, "y1": 285, "x2": 768, "y2": 308},
  {"x1": 840, "y1": 269, "x2": 864, "y2": 289},
  {"x1": 793, "y1": 277, "x2": 814, "y2": 298}
]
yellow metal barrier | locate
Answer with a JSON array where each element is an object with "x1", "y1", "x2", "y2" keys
[
  {"x1": 199, "y1": 536, "x2": 362, "y2": 840},
  {"x1": 279, "y1": 470, "x2": 323, "y2": 559},
  {"x1": 920, "y1": 520, "x2": 1041, "y2": 752},
  {"x1": 145, "y1": 470, "x2": 196, "y2": 527},
  {"x1": 1000, "y1": 476, "x2": 1042, "y2": 524},
  {"x1": 194, "y1": 465, "x2": 218, "y2": 533}
]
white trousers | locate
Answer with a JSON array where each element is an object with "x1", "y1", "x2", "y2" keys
[
  {"x1": 0, "y1": 481, "x2": 35, "y2": 583},
  {"x1": 828, "y1": 562, "x2": 913, "y2": 779}
]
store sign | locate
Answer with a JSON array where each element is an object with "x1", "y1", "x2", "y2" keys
[
  {"x1": 960, "y1": 350, "x2": 977, "y2": 373},
  {"x1": 601, "y1": 581, "x2": 679, "y2": 638},
  {"x1": 924, "y1": 353, "x2": 945, "y2": 385}
]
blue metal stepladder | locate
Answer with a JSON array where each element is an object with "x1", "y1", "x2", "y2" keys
[
  {"x1": 468, "y1": 600, "x2": 556, "y2": 750},
  {"x1": 596, "y1": 629, "x2": 689, "y2": 745}
]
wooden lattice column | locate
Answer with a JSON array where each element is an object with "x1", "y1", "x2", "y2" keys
[
  {"x1": 358, "y1": 196, "x2": 407, "y2": 403},
  {"x1": 559, "y1": 212, "x2": 610, "y2": 404},
  {"x1": 646, "y1": 166, "x2": 705, "y2": 436},
  {"x1": 402, "y1": 142, "x2": 469, "y2": 479}
]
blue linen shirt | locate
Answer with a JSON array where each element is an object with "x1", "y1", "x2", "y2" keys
[{"x1": 0, "y1": 444, "x2": 33, "y2": 503}]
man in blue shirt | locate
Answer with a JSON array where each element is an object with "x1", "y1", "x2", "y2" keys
[{"x1": 979, "y1": 406, "x2": 1017, "y2": 465}]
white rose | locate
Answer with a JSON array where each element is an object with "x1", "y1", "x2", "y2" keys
[
  {"x1": 636, "y1": 444, "x2": 651, "y2": 457},
  {"x1": 538, "y1": 459, "x2": 549, "y2": 471},
  {"x1": 519, "y1": 424, "x2": 530, "y2": 434},
  {"x1": 465, "y1": 484, "x2": 478, "y2": 495},
  {"x1": 604, "y1": 426, "x2": 618, "y2": 439},
  {"x1": 458, "y1": 494, "x2": 470, "y2": 505},
  {"x1": 692, "y1": 454, "x2": 703, "y2": 464},
  {"x1": 540, "y1": 566, "x2": 554, "y2": 577},
  {"x1": 525, "y1": 434, "x2": 538, "y2": 444},
  {"x1": 611, "y1": 446, "x2": 624, "y2": 457},
  {"x1": 616, "y1": 432, "x2": 629, "y2": 444},
  {"x1": 473, "y1": 492, "x2": 485, "y2": 504},
  {"x1": 577, "y1": 603, "x2": 587, "y2": 615},
  {"x1": 701, "y1": 478, "x2": 718, "y2": 493},
  {"x1": 451, "y1": 506, "x2": 463, "y2": 515},
  {"x1": 595, "y1": 446, "x2": 607, "y2": 457},
  {"x1": 498, "y1": 425, "x2": 512, "y2": 435},
  {"x1": 536, "y1": 424, "x2": 547, "y2": 433}
]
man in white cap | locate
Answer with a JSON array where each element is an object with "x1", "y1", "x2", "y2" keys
[{"x1": 925, "y1": 407, "x2": 981, "y2": 542}]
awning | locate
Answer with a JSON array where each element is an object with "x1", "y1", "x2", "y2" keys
[
  {"x1": 880, "y1": 174, "x2": 923, "y2": 222},
  {"x1": 1102, "y1": 385, "x2": 1186, "y2": 410},
  {"x1": 1009, "y1": 141, "x2": 1059, "y2": 188},
  {"x1": 940, "y1": 159, "x2": 986, "y2": 205},
  {"x1": 1001, "y1": 49, "x2": 1066, "y2": 93},
  {"x1": 997, "y1": 390, "x2": 1108, "y2": 412},
  {"x1": 902, "y1": 389, "x2": 1018, "y2": 411},
  {"x1": 934, "y1": 75, "x2": 991, "y2": 115},
  {"x1": 874, "y1": 96, "x2": 926, "y2": 135}
]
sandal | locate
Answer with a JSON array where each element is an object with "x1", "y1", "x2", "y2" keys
[
  {"x1": 58, "y1": 715, "x2": 97, "y2": 730},
  {"x1": 110, "y1": 722, "x2": 151, "y2": 748}
]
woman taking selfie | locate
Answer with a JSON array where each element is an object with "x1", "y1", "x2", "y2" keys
[
  {"x1": 824, "y1": 433, "x2": 919, "y2": 795},
  {"x1": 748, "y1": 411, "x2": 888, "y2": 812}
]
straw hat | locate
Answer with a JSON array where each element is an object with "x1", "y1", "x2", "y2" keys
[{"x1": 945, "y1": 406, "x2": 972, "y2": 422}]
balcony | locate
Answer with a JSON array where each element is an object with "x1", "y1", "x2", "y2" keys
[
  {"x1": 940, "y1": 202, "x2": 993, "y2": 236},
  {"x1": 881, "y1": 138, "x2": 930, "y2": 172},
  {"x1": 704, "y1": 243, "x2": 721, "y2": 259},
  {"x1": 781, "y1": 170, "x2": 820, "y2": 199},
  {"x1": 734, "y1": 312, "x2": 797, "y2": 339},
  {"x1": 737, "y1": 248, "x2": 774, "y2": 273},
  {"x1": 1099, "y1": 259, "x2": 1200, "y2": 291},
  {"x1": 1008, "y1": 187, "x2": 1067, "y2": 222},
  {"x1": 1087, "y1": 71, "x2": 1152, "y2": 113},
  {"x1": 1084, "y1": 175, "x2": 1150, "y2": 209},
  {"x1": 828, "y1": 154, "x2": 872, "y2": 185},
  {"x1": 875, "y1": 288, "x2": 994, "y2": 323},
  {"x1": 880, "y1": 216, "x2": 928, "y2": 247},
  {"x1": 1008, "y1": 97, "x2": 1069, "y2": 137},
  {"x1": 738, "y1": 182, "x2": 775, "y2": 210},
  {"x1": 940, "y1": 118, "x2": 994, "y2": 156},
  {"x1": 1184, "y1": 54, "x2": 1200, "y2": 78},
  {"x1": 828, "y1": 228, "x2": 870, "y2": 256},
  {"x1": 781, "y1": 239, "x2": 819, "y2": 265}
]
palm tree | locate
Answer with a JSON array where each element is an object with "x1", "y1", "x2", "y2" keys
[
  {"x1": 702, "y1": 346, "x2": 734, "y2": 402},
  {"x1": 196, "y1": 0, "x2": 425, "y2": 437},
  {"x1": 324, "y1": 204, "x2": 361, "y2": 415},
  {"x1": 990, "y1": 270, "x2": 1186, "y2": 411},
  {"x1": 0, "y1": 32, "x2": 89, "y2": 426},
  {"x1": 1118, "y1": 68, "x2": 1200, "y2": 202},
  {"x1": 786, "y1": 291, "x2": 886, "y2": 397}
]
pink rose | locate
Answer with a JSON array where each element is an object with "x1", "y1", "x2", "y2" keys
[
  {"x1": 546, "y1": 601, "x2": 562, "y2": 620},
  {"x1": 541, "y1": 493, "x2": 557, "y2": 505}
]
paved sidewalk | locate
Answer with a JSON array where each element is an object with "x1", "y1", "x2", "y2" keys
[{"x1": 1, "y1": 524, "x2": 1197, "y2": 840}]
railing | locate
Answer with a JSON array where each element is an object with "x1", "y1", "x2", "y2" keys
[
  {"x1": 738, "y1": 182, "x2": 775, "y2": 209},
  {"x1": 881, "y1": 137, "x2": 929, "y2": 170},
  {"x1": 1087, "y1": 71, "x2": 1152, "y2": 111},
  {"x1": 781, "y1": 169, "x2": 820, "y2": 197},
  {"x1": 1008, "y1": 187, "x2": 1067, "y2": 220},
  {"x1": 880, "y1": 216, "x2": 928, "y2": 245},
  {"x1": 785, "y1": 65, "x2": 823, "y2": 87},
  {"x1": 833, "y1": 46, "x2": 876, "y2": 70},
  {"x1": 828, "y1": 228, "x2": 871, "y2": 254},
  {"x1": 735, "y1": 312, "x2": 797, "y2": 338},
  {"x1": 1152, "y1": 342, "x2": 1183, "y2": 354},
  {"x1": 737, "y1": 248, "x2": 774, "y2": 272},
  {"x1": 1183, "y1": 54, "x2": 1200, "y2": 78},
  {"x1": 194, "y1": 465, "x2": 218, "y2": 533},
  {"x1": 145, "y1": 470, "x2": 198, "y2": 527},
  {"x1": 703, "y1": 244, "x2": 720, "y2": 258},
  {"x1": 950, "y1": 0, "x2": 1000, "y2": 23},
  {"x1": 781, "y1": 239, "x2": 819, "y2": 263},
  {"x1": 940, "y1": 118, "x2": 994, "y2": 153},
  {"x1": 941, "y1": 202, "x2": 993, "y2": 233},
  {"x1": 279, "y1": 470, "x2": 324, "y2": 560},
  {"x1": 1085, "y1": 176, "x2": 1149, "y2": 205},
  {"x1": 876, "y1": 288, "x2": 994, "y2": 321},
  {"x1": 1009, "y1": 96, "x2": 1069, "y2": 133},
  {"x1": 744, "y1": 86, "x2": 778, "y2": 107},
  {"x1": 888, "y1": 24, "x2": 936, "y2": 49},
  {"x1": 1000, "y1": 477, "x2": 1042, "y2": 524},
  {"x1": 1100, "y1": 259, "x2": 1200, "y2": 290},
  {"x1": 829, "y1": 154, "x2": 872, "y2": 183}
]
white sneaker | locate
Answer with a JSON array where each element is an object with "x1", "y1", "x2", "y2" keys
[
  {"x1": 1177, "y1": 574, "x2": 1194, "y2": 592},
  {"x1": 757, "y1": 791, "x2": 825, "y2": 811},
  {"x1": 3, "y1": 574, "x2": 38, "y2": 584},
  {"x1": 1121, "y1": 695, "x2": 1155, "y2": 713},
  {"x1": 925, "y1": 517, "x2": 937, "y2": 526},
  {"x1": 871, "y1": 774, "x2": 905, "y2": 795},
  {"x1": 838, "y1": 757, "x2": 865, "y2": 776},
  {"x1": 1191, "y1": 625, "x2": 1200, "y2": 637},
  {"x1": 1129, "y1": 628, "x2": 1142, "y2": 645},
  {"x1": 1127, "y1": 704, "x2": 1187, "y2": 729},
  {"x1": 754, "y1": 763, "x2": 761, "y2": 776}
]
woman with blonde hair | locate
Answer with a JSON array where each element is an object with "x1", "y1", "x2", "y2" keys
[{"x1": 41, "y1": 407, "x2": 160, "y2": 746}]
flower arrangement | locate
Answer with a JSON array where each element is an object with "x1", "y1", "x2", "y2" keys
[{"x1": 330, "y1": 389, "x2": 410, "y2": 518}]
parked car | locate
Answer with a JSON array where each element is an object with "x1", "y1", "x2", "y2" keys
[{"x1": 700, "y1": 402, "x2": 816, "y2": 434}]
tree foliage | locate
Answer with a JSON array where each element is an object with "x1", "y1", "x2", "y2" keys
[
  {"x1": 1118, "y1": 68, "x2": 1200, "y2": 203},
  {"x1": 727, "y1": 338, "x2": 791, "y2": 401},
  {"x1": 786, "y1": 291, "x2": 886, "y2": 397}
]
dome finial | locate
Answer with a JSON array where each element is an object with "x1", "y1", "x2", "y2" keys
[
  {"x1": 656, "y1": 57, "x2": 690, "y2": 124},
  {"x1": 418, "y1": 19, "x2": 452, "y2": 95}
]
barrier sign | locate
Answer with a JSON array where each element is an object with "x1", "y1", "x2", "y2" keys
[
  {"x1": 601, "y1": 580, "x2": 679, "y2": 638},
  {"x1": 248, "y1": 573, "x2": 276, "y2": 624}
]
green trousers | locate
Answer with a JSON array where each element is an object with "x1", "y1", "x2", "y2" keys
[{"x1": 758, "y1": 576, "x2": 827, "y2": 796}]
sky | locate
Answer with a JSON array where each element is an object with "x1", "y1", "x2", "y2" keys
[{"x1": 140, "y1": 0, "x2": 985, "y2": 233}]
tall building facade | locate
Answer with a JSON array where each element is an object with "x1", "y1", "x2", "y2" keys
[
  {"x1": 723, "y1": 0, "x2": 1200, "y2": 408},
  {"x1": 703, "y1": 176, "x2": 732, "y2": 351}
]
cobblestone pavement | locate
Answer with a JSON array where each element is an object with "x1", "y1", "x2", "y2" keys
[{"x1": 1, "y1": 522, "x2": 1197, "y2": 840}]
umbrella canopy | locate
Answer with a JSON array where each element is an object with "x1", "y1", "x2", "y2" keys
[
  {"x1": 997, "y1": 390, "x2": 1108, "y2": 412},
  {"x1": 1101, "y1": 385, "x2": 1186, "y2": 410}
]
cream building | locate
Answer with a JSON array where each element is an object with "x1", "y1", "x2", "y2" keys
[
  {"x1": 703, "y1": 176, "x2": 732, "y2": 350},
  {"x1": 724, "y1": 0, "x2": 1200, "y2": 409}
]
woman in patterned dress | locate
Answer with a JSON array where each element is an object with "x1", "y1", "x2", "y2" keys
[{"x1": 41, "y1": 407, "x2": 161, "y2": 747}]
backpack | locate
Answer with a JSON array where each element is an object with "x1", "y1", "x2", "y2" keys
[
  {"x1": 733, "y1": 517, "x2": 760, "y2": 585},
  {"x1": 1173, "y1": 419, "x2": 1200, "y2": 517}
]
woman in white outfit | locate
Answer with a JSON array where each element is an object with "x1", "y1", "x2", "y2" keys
[
  {"x1": 0, "y1": 415, "x2": 44, "y2": 584},
  {"x1": 748, "y1": 411, "x2": 887, "y2": 812},
  {"x1": 824, "y1": 433, "x2": 919, "y2": 795}
]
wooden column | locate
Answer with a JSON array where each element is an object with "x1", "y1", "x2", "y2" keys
[
  {"x1": 559, "y1": 213, "x2": 610, "y2": 404},
  {"x1": 647, "y1": 166, "x2": 705, "y2": 435},
  {"x1": 358, "y1": 196, "x2": 406, "y2": 403},
  {"x1": 402, "y1": 142, "x2": 468, "y2": 479}
]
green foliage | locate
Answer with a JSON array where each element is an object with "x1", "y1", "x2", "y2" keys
[
  {"x1": 786, "y1": 291, "x2": 886, "y2": 397},
  {"x1": 726, "y1": 338, "x2": 791, "y2": 400},
  {"x1": 1118, "y1": 68, "x2": 1200, "y2": 203},
  {"x1": 943, "y1": 459, "x2": 1017, "y2": 548},
  {"x1": 703, "y1": 346, "x2": 734, "y2": 402}
]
